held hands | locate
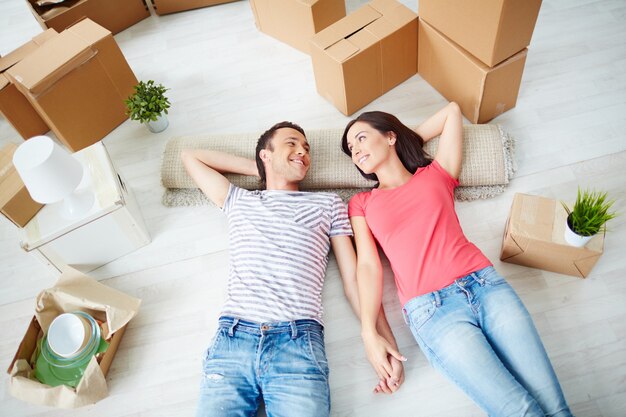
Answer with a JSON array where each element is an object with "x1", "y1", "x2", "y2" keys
[
  {"x1": 362, "y1": 331, "x2": 407, "y2": 394},
  {"x1": 373, "y1": 355, "x2": 405, "y2": 394}
]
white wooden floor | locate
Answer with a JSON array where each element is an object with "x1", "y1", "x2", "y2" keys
[{"x1": 1, "y1": 0, "x2": 625, "y2": 416}]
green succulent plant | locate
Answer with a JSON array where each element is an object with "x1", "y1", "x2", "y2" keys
[
  {"x1": 124, "y1": 80, "x2": 171, "y2": 124},
  {"x1": 562, "y1": 188, "x2": 617, "y2": 237}
]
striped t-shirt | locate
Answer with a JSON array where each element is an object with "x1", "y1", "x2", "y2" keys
[{"x1": 219, "y1": 185, "x2": 353, "y2": 324}]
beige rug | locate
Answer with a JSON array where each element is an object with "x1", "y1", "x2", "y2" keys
[{"x1": 160, "y1": 124, "x2": 516, "y2": 206}]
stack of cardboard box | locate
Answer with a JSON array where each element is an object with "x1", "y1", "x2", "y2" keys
[
  {"x1": 5, "y1": 19, "x2": 138, "y2": 152},
  {"x1": 418, "y1": 0, "x2": 543, "y2": 123}
]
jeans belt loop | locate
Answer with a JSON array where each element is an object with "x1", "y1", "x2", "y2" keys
[
  {"x1": 471, "y1": 271, "x2": 484, "y2": 286},
  {"x1": 434, "y1": 291, "x2": 442, "y2": 307},
  {"x1": 228, "y1": 318, "x2": 239, "y2": 337},
  {"x1": 402, "y1": 307, "x2": 409, "y2": 325},
  {"x1": 290, "y1": 321, "x2": 298, "y2": 339}
]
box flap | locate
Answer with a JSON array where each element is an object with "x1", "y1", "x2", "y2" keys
[
  {"x1": 369, "y1": 0, "x2": 415, "y2": 27},
  {"x1": 5, "y1": 33, "x2": 96, "y2": 96},
  {"x1": 7, "y1": 317, "x2": 40, "y2": 375},
  {"x1": 0, "y1": 143, "x2": 18, "y2": 184},
  {"x1": 574, "y1": 250, "x2": 604, "y2": 277},
  {"x1": 312, "y1": 5, "x2": 381, "y2": 51},
  {"x1": 0, "y1": 171, "x2": 26, "y2": 207},
  {"x1": 0, "y1": 73, "x2": 9, "y2": 90},
  {"x1": 32, "y1": 28, "x2": 59, "y2": 45},
  {"x1": 0, "y1": 29, "x2": 58, "y2": 73},
  {"x1": 325, "y1": 39, "x2": 360, "y2": 62},
  {"x1": 65, "y1": 17, "x2": 112, "y2": 45}
]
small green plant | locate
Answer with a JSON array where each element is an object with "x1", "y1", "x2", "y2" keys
[
  {"x1": 562, "y1": 188, "x2": 617, "y2": 236},
  {"x1": 124, "y1": 80, "x2": 171, "y2": 123}
]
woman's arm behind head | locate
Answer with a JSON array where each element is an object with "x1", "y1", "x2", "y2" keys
[{"x1": 415, "y1": 102, "x2": 464, "y2": 179}]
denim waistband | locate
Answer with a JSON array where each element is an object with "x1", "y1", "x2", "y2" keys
[
  {"x1": 402, "y1": 266, "x2": 495, "y2": 324},
  {"x1": 218, "y1": 316, "x2": 323, "y2": 338}
]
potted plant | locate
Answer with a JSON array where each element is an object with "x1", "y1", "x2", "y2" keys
[
  {"x1": 124, "y1": 80, "x2": 171, "y2": 133},
  {"x1": 561, "y1": 187, "x2": 617, "y2": 247}
]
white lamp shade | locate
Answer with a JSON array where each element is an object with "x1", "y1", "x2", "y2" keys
[{"x1": 12, "y1": 136, "x2": 84, "y2": 204}]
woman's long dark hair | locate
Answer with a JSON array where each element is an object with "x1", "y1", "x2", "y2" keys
[{"x1": 341, "y1": 111, "x2": 432, "y2": 182}]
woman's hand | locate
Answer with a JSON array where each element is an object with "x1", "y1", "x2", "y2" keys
[
  {"x1": 373, "y1": 355, "x2": 405, "y2": 394},
  {"x1": 362, "y1": 331, "x2": 407, "y2": 383}
]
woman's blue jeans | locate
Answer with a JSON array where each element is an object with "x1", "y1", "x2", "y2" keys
[
  {"x1": 195, "y1": 317, "x2": 330, "y2": 417},
  {"x1": 403, "y1": 266, "x2": 573, "y2": 417}
]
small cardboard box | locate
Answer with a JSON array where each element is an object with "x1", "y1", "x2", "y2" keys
[
  {"x1": 6, "y1": 19, "x2": 139, "y2": 152},
  {"x1": 151, "y1": 0, "x2": 239, "y2": 16},
  {"x1": 25, "y1": 0, "x2": 150, "y2": 34},
  {"x1": 250, "y1": 0, "x2": 346, "y2": 55},
  {"x1": 419, "y1": 0, "x2": 542, "y2": 67},
  {"x1": 418, "y1": 19, "x2": 527, "y2": 124},
  {"x1": 310, "y1": 0, "x2": 417, "y2": 115},
  {"x1": 8, "y1": 267, "x2": 141, "y2": 408},
  {"x1": 0, "y1": 29, "x2": 57, "y2": 139},
  {"x1": 0, "y1": 143, "x2": 44, "y2": 227},
  {"x1": 500, "y1": 193, "x2": 605, "y2": 278}
]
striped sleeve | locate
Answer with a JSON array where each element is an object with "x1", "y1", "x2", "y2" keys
[
  {"x1": 222, "y1": 184, "x2": 245, "y2": 214},
  {"x1": 329, "y1": 194, "x2": 353, "y2": 237}
]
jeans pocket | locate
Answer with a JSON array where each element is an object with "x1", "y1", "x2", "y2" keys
[
  {"x1": 407, "y1": 301, "x2": 437, "y2": 332},
  {"x1": 480, "y1": 267, "x2": 508, "y2": 287},
  {"x1": 306, "y1": 330, "x2": 330, "y2": 379},
  {"x1": 203, "y1": 328, "x2": 226, "y2": 368}
]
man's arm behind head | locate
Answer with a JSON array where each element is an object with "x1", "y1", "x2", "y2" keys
[{"x1": 181, "y1": 149, "x2": 258, "y2": 208}]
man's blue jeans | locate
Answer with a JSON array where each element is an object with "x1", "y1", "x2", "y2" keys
[
  {"x1": 403, "y1": 266, "x2": 573, "y2": 417},
  {"x1": 195, "y1": 317, "x2": 330, "y2": 417}
]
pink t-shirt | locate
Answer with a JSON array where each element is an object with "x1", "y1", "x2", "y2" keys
[{"x1": 348, "y1": 160, "x2": 492, "y2": 306}]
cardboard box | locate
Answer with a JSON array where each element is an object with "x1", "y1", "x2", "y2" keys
[
  {"x1": 500, "y1": 193, "x2": 605, "y2": 278},
  {"x1": 250, "y1": 0, "x2": 346, "y2": 54},
  {"x1": 0, "y1": 143, "x2": 44, "y2": 227},
  {"x1": 418, "y1": 19, "x2": 527, "y2": 124},
  {"x1": 151, "y1": 0, "x2": 239, "y2": 16},
  {"x1": 25, "y1": 0, "x2": 150, "y2": 34},
  {"x1": 0, "y1": 29, "x2": 57, "y2": 139},
  {"x1": 8, "y1": 267, "x2": 141, "y2": 408},
  {"x1": 310, "y1": 0, "x2": 417, "y2": 115},
  {"x1": 419, "y1": 0, "x2": 542, "y2": 67},
  {"x1": 6, "y1": 19, "x2": 139, "y2": 152}
]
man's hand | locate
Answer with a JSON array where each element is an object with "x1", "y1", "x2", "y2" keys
[
  {"x1": 362, "y1": 331, "x2": 406, "y2": 383},
  {"x1": 373, "y1": 355, "x2": 405, "y2": 394}
]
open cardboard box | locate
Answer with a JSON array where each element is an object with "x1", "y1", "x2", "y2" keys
[
  {"x1": 151, "y1": 0, "x2": 239, "y2": 16},
  {"x1": 500, "y1": 193, "x2": 605, "y2": 278},
  {"x1": 7, "y1": 267, "x2": 141, "y2": 408},
  {"x1": 25, "y1": 0, "x2": 150, "y2": 34},
  {"x1": 250, "y1": 0, "x2": 346, "y2": 54}
]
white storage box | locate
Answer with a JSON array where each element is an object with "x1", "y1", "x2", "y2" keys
[{"x1": 20, "y1": 142, "x2": 150, "y2": 274}]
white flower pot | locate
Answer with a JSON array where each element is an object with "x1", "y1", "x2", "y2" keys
[
  {"x1": 563, "y1": 216, "x2": 593, "y2": 247},
  {"x1": 146, "y1": 114, "x2": 169, "y2": 133}
]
